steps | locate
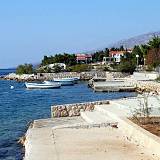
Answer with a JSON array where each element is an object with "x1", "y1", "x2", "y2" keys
[
  {"x1": 80, "y1": 106, "x2": 119, "y2": 125},
  {"x1": 95, "y1": 103, "x2": 129, "y2": 117},
  {"x1": 81, "y1": 102, "x2": 129, "y2": 125}
]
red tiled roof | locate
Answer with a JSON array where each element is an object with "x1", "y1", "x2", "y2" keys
[{"x1": 76, "y1": 54, "x2": 92, "y2": 60}]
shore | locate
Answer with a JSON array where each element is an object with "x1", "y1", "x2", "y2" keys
[
  {"x1": 1, "y1": 71, "x2": 160, "y2": 94},
  {"x1": 24, "y1": 96, "x2": 160, "y2": 160},
  {"x1": 0, "y1": 71, "x2": 127, "y2": 82}
]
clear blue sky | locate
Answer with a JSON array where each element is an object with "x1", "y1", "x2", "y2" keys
[{"x1": 0, "y1": 0, "x2": 160, "y2": 68}]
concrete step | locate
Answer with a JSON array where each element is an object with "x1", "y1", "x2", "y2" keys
[
  {"x1": 81, "y1": 110, "x2": 115, "y2": 124},
  {"x1": 94, "y1": 102, "x2": 129, "y2": 118}
]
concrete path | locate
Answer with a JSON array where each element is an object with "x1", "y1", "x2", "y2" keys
[
  {"x1": 25, "y1": 126, "x2": 158, "y2": 160},
  {"x1": 24, "y1": 96, "x2": 160, "y2": 160}
]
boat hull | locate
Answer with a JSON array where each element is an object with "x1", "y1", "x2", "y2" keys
[
  {"x1": 53, "y1": 78, "x2": 74, "y2": 86},
  {"x1": 25, "y1": 82, "x2": 61, "y2": 89}
]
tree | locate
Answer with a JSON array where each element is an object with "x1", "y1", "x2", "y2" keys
[
  {"x1": 41, "y1": 53, "x2": 77, "y2": 66},
  {"x1": 119, "y1": 52, "x2": 136, "y2": 73},
  {"x1": 118, "y1": 61, "x2": 136, "y2": 73},
  {"x1": 146, "y1": 36, "x2": 160, "y2": 67},
  {"x1": 16, "y1": 64, "x2": 34, "y2": 75},
  {"x1": 104, "y1": 48, "x2": 109, "y2": 57},
  {"x1": 140, "y1": 44, "x2": 148, "y2": 57},
  {"x1": 148, "y1": 35, "x2": 160, "y2": 49},
  {"x1": 131, "y1": 45, "x2": 144, "y2": 65},
  {"x1": 120, "y1": 45, "x2": 125, "y2": 51}
]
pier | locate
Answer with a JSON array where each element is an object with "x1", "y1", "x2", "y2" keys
[
  {"x1": 24, "y1": 97, "x2": 160, "y2": 160},
  {"x1": 88, "y1": 79, "x2": 136, "y2": 92}
]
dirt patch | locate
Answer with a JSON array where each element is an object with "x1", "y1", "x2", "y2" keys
[
  {"x1": 141, "y1": 123, "x2": 160, "y2": 137},
  {"x1": 130, "y1": 117, "x2": 160, "y2": 137}
]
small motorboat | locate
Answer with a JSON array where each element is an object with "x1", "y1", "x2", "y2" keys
[
  {"x1": 53, "y1": 78, "x2": 74, "y2": 86},
  {"x1": 25, "y1": 82, "x2": 61, "y2": 89},
  {"x1": 43, "y1": 80, "x2": 62, "y2": 85}
]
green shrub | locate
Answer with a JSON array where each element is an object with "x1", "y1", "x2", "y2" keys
[
  {"x1": 16, "y1": 64, "x2": 34, "y2": 75},
  {"x1": 146, "y1": 65, "x2": 154, "y2": 71},
  {"x1": 118, "y1": 61, "x2": 136, "y2": 74}
]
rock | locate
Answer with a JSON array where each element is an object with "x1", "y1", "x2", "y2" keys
[
  {"x1": 18, "y1": 136, "x2": 26, "y2": 146},
  {"x1": 53, "y1": 109, "x2": 61, "y2": 118},
  {"x1": 68, "y1": 110, "x2": 74, "y2": 117},
  {"x1": 60, "y1": 110, "x2": 68, "y2": 117}
]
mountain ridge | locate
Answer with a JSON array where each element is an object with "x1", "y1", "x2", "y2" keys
[{"x1": 108, "y1": 31, "x2": 160, "y2": 49}]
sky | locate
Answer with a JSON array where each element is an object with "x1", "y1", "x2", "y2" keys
[{"x1": 0, "y1": 0, "x2": 160, "y2": 68}]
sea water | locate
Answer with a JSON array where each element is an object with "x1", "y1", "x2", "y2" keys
[{"x1": 0, "y1": 70, "x2": 137, "y2": 160}]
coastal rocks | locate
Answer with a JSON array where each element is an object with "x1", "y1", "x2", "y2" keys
[
  {"x1": 51, "y1": 100, "x2": 110, "y2": 118},
  {"x1": 126, "y1": 78, "x2": 160, "y2": 95},
  {"x1": 2, "y1": 71, "x2": 129, "y2": 82},
  {"x1": 18, "y1": 136, "x2": 26, "y2": 146},
  {"x1": 61, "y1": 110, "x2": 68, "y2": 117},
  {"x1": 3, "y1": 73, "x2": 38, "y2": 82},
  {"x1": 85, "y1": 104, "x2": 94, "y2": 111},
  {"x1": 68, "y1": 109, "x2": 80, "y2": 117}
]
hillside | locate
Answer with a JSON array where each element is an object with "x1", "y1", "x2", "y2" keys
[{"x1": 109, "y1": 31, "x2": 160, "y2": 48}]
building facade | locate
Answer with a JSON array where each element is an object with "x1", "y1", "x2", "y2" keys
[{"x1": 76, "y1": 54, "x2": 92, "y2": 63}]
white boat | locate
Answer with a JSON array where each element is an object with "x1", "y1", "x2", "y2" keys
[
  {"x1": 53, "y1": 78, "x2": 74, "y2": 86},
  {"x1": 25, "y1": 82, "x2": 61, "y2": 89},
  {"x1": 44, "y1": 80, "x2": 62, "y2": 85}
]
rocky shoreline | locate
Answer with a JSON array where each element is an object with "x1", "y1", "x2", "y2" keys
[{"x1": 0, "y1": 71, "x2": 127, "y2": 82}]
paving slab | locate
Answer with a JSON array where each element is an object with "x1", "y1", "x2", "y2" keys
[{"x1": 25, "y1": 127, "x2": 159, "y2": 160}]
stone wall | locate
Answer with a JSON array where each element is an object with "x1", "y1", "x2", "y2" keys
[
  {"x1": 127, "y1": 78, "x2": 160, "y2": 93},
  {"x1": 37, "y1": 71, "x2": 108, "y2": 80},
  {"x1": 37, "y1": 72, "x2": 80, "y2": 80},
  {"x1": 51, "y1": 100, "x2": 110, "y2": 118}
]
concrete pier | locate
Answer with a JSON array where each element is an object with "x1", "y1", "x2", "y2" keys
[
  {"x1": 92, "y1": 80, "x2": 135, "y2": 92},
  {"x1": 24, "y1": 118, "x2": 159, "y2": 160},
  {"x1": 24, "y1": 96, "x2": 160, "y2": 160}
]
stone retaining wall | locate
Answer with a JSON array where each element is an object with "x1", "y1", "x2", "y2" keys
[
  {"x1": 51, "y1": 100, "x2": 110, "y2": 118},
  {"x1": 37, "y1": 72, "x2": 80, "y2": 80},
  {"x1": 37, "y1": 71, "x2": 110, "y2": 80},
  {"x1": 127, "y1": 78, "x2": 160, "y2": 93}
]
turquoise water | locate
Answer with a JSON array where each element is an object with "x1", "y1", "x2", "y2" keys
[{"x1": 0, "y1": 70, "x2": 137, "y2": 160}]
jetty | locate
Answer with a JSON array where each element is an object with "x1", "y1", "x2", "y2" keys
[
  {"x1": 89, "y1": 80, "x2": 135, "y2": 92},
  {"x1": 24, "y1": 97, "x2": 160, "y2": 160}
]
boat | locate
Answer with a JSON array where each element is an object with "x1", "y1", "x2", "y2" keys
[
  {"x1": 63, "y1": 77, "x2": 80, "y2": 82},
  {"x1": 53, "y1": 78, "x2": 74, "y2": 86},
  {"x1": 25, "y1": 82, "x2": 61, "y2": 89}
]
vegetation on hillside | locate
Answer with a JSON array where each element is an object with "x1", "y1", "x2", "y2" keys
[
  {"x1": 67, "y1": 64, "x2": 90, "y2": 72},
  {"x1": 16, "y1": 36, "x2": 160, "y2": 74},
  {"x1": 131, "y1": 35, "x2": 160, "y2": 69},
  {"x1": 16, "y1": 64, "x2": 34, "y2": 75},
  {"x1": 41, "y1": 53, "x2": 77, "y2": 66}
]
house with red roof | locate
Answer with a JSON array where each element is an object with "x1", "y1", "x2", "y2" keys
[
  {"x1": 76, "y1": 54, "x2": 92, "y2": 63},
  {"x1": 102, "y1": 49, "x2": 132, "y2": 64}
]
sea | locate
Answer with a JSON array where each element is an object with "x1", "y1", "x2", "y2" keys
[{"x1": 0, "y1": 69, "x2": 137, "y2": 160}]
